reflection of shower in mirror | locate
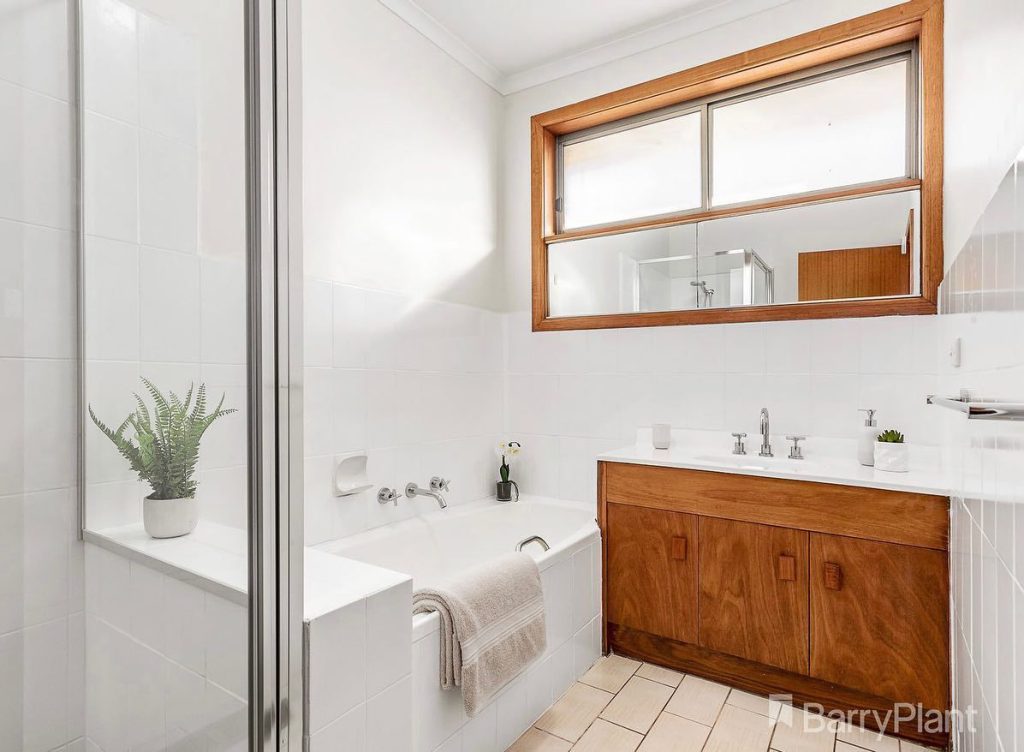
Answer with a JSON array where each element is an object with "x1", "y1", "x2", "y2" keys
[
  {"x1": 636, "y1": 248, "x2": 774, "y2": 312},
  {"x1": 690, "y1": 280, "x2": 715, "y2": 308}
]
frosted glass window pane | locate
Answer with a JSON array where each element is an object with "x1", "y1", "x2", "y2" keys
[
  {"x1": 562, "y1": 112, "x2": 701, "y2": 230},
  {"x1": 712, "y1": 61, "x2": 908, "y2": 206}
]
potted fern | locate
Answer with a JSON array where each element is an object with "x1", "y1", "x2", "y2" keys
[
  {"x1": 874, "y1": 428, "x2": 909, "y2": 473},
  {"x1": 89, "y1": 378, "x2": 236, "y2": 538}
]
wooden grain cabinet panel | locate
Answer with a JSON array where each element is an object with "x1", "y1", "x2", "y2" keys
[
  {"x1": 798, "y1": 245, "x2": 911, "y2": 301},
  {"x1": 809, "y1": 533, "x2": 949, "y2": 710},
  {"x1": 603, "y1": 462, "x2": 948, "y2": 550},
  {"x1": 606, "y1": 503, "x2": 698, "y2": 643},
  {"x1": 698, "y1": 518, "x2": 810, "y2": 674}
]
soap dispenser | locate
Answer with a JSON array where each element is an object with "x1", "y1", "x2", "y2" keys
[{"x1": 857, "y1": 408, "x2": 878, "y2": 466}]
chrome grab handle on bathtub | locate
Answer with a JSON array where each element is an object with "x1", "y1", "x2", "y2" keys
[{"x1": 516, "y1": 535, "x2": 550, "y2": 553}]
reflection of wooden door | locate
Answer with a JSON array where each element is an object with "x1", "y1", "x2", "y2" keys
[
  {"x1": 809, "y1": 533, "x2": 949, "y2": 710},
  {"x1": 698, "y1": 518, "x2": 809, "y2": 673},
  {"x1": 798, "y1": 245, "x2": 911, "y2": 301},
  {"x1": 606, "y1": 503, "x2": 698, "y2": 643}
]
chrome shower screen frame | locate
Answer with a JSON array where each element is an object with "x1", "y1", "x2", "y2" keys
[{"x1": 245, "y1": 0, "x2": 304, "y2": 750}]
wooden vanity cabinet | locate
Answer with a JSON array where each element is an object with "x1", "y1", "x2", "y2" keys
[
  {"x1": 598, "y1": 461, "x2": 951, "y2": 748},
  {"x1": 809, "y1": 533, "x2": 950, "y2": 711},
  {"x1": 698, "y1": 518, "x2": 809, "y2": 674},
  {"x1": 605, "y1": 503, "x2": 698, "y2": 643}
]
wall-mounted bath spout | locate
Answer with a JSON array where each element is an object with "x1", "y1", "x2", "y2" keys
[{"x1": 406, "y1": 476, "x2": 449, "y2": 509}]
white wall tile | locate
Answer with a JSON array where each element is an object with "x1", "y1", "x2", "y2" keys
[
  {"x1": 139, "y1": 247, "x2": 200, "y2": 362},
  {"x1": 84, "y1": 235, "x2": 139, "y2": 361},
  {"x1": 138, "y1": 13, "x2": 198, "y2": 145},
  {"x1": 310, "y1": 703, "x2": 366, "y2": 752},
  {"x1": 308, "y1": 601, "x2": 367, "y2": 733},
  {"x1": 81, "y1": 0, "x2": 138, "y2": 122},
  {"x1": 305, "y1": 278, "x2": 334, "y2": 367},
  {"x1": 366, "y1": 676, "x2": 412, "y2": 752},
  {"x1": 462, "y1": 700, "x2": 498, "y2": 752},
  {"x1": 139, "y1": 131, "x2": 197, "y2": 253},
  {"x1": 83, "y1": 111, "x2": 137, "y2": 242},
  {"x1": 200, "y1": 257, "x2": 247, "y2": 365},
  {"x1": 204, "y1": 594, "x2": 247, "y2": 699},
  {"x1": 723, "y1": 322, "x2": 766, "y2": 374},
  {"x1": 365, "y1": 580, "x2": 412, "y2": 697}
]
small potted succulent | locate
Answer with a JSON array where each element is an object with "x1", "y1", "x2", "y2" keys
[
  {"x1": 89, "y1": 378, "x2": 235, "y2": 538},
  {"x1": 495, "y1": 440, "x2": 522, "y2": 502},
  {"x1": 874, "y1": 428, "x2": 909, "y2": 473}
]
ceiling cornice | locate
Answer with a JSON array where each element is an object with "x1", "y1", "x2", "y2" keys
[{"x1": 377, "y1": 0, "x2": 795, "y2": 96}]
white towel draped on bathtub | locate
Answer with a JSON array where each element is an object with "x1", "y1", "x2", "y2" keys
[{"x1": 413, "y1": 551, "x2": 547, "y2": 717}]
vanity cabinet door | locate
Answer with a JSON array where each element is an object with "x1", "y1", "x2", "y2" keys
[
  {"x1": 698, "y1": 517, "x2": 809, "y2": 673},
  {"x1": 606, "y1": 502, "x2": 698, "y2": 643},
  {"x1": 809, "y1": 533, "x2": 949, "y2": 710}
]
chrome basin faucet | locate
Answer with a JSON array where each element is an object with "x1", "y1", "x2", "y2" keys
[
  {"x1": 405, "y1": 476, "x2": 450, "y2": 509},
  {"x1": 759, "y1": 407, "x2": 773, "y2": 457}
]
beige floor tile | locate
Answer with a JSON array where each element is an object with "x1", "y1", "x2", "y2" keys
[
  {"x1": 636, "y1": 712, "x2": 710, "y2": 752},
  {"x1": 579, "y1": 654, "x2": 642, "y2": 693},
  {"x1": 899, "y1": 742, "x2": 939, "y2": 752},
  {"x1": 600, "y1": 676, "x2": 674, "y2": 734},
  {"x1": 571, "y1": 718, "x2": 644, "y2": 752},
  {"x1": 507, "y1": 727, "x2": 573, "y2": 752},
  {"x1": 534, "y1": 682, "x2": 614, "y2": 743},
  {"x1": 664, "y1": 674, "x2": 731, "y2": 726},
  {"x1": 835, "y1": 723, "x2": 901, "y2": 752},
  {"x1": 770, "y1": 706, "x2": 836, "y2": 752},
  {"x1": 727, "y1": 689, "x2": 783, "y2": 719},
  {"x1": 636, "y1": 663, "x2": 684, "y2": 688},
  {"x1": 703, "y1": 703, "x2": 776, "y2": 752}
]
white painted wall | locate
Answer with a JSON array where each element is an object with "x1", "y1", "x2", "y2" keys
[
  {"x1": 943, "y1": 0, "x2": 1024, "y2": 261},
  {"x1": 301, "y1": 0, "x2": 506, "y2": 547}
]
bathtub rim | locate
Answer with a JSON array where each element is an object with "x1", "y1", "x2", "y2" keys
[{"x1": 411, "y1": 521, "x2": 600, "y2": 642}]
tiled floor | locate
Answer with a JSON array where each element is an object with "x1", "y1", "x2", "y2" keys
[{"x1": 508, "y1": 654, "x2": 940, "y2": 752}]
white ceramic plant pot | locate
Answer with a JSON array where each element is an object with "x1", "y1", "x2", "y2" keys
[
  {"x1": 143, "y1": 496, "x2": 199, "y2": 538},
  {"x1": 874, "y1": 441, "x2": 909, "y2": 473}
]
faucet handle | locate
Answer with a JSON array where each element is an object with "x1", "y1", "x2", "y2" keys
[
  {"x1": 731, "y1": 432, "x2": 747, "y2": 455},
  {"x1": 377, "y1": 487, "x2": 400, "y2": 506},
  {"x1": 430, "y1": 476, "x2": 450, "y2": 493},
  {"x1": 785, "y1": 435, "x2": 806, "y2": 460}
]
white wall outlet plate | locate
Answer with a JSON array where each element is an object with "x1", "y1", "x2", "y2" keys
[{"x1": 949, "y1": 336, "x2": 962, "y2": 368}]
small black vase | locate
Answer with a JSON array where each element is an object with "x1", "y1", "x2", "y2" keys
[{"x1": 496, "y1": 480, "x2": 519, "y2": 502}]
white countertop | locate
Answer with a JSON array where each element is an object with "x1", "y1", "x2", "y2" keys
[
  {"x1": 599, "y1": 429, "x2": 950, "y2": 497},
  {"x1": 85, "y1": 520, "x2": 410, "y2": 618}
]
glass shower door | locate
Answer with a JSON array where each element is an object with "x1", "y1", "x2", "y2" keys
[{"x1": 74, "y1": 0, "x2": 302, "y2": 749}]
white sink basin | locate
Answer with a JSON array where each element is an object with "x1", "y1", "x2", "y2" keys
[{"x1": 691, "y1": 453, "x2": 818, "y2": 472}]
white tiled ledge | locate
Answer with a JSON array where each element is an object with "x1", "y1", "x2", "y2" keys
[
  {"x1": 600, "y1": 429, "x2": 951, "y2": 497},
  {"x1": 85, "y1": 520, "x2": 410, "y2": 617}
]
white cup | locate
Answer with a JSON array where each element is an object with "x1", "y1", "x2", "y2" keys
[{"x1": 652, "y1": 423, "x2": 671, "y2": 450}]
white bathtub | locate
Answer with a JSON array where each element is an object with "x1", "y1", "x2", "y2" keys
[{"x1": 318, "y1": 495, "x2": 603, "y2": 751}]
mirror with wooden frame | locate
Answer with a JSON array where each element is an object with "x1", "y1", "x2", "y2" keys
[{"x1": 530, "y1": 0, "x2": 942, "y2": 330}]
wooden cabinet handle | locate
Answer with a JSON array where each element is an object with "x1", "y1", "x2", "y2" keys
[
  {"x1": 777, "y1": 554, "x2": 796, "y2": 581},
  {"x1": 671, "y1": 536, "x2": 688, "y2": 561},
  {"x1": 824, "y1": 562, "x2": 843, "y2": 591}
]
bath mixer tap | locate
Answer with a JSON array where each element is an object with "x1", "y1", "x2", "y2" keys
[
  {"x1": 406, "y1": 477, "x2": 449, "y2": 509},
  {"x1": 759, "y1": 407, "x2": 773, "y2": 457}
]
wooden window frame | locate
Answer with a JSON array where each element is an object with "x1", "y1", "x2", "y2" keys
[{"x1": 530, "y1": 0, "x2": 943, "y2": 331}]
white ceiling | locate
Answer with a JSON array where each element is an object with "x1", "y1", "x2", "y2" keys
[{"x1": 378, "y1": 0, "x2": 793, "y2": 94}]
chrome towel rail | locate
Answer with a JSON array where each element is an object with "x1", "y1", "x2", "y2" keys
[{"x1": 926, "y1": 393, "x2": 1024, "y2": 421}]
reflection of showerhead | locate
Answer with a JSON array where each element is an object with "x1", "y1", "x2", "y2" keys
[{"x1": 690, "y1": 280, "x2": 714, "y2": 308}]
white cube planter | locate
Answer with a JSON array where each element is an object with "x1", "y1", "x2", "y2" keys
[
  {"x1": 143, "y1": 496, "x2": 199, "y2": 538},
  {"x1": 873, "y1": 442, "x2": 909, "y2": 473}
]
